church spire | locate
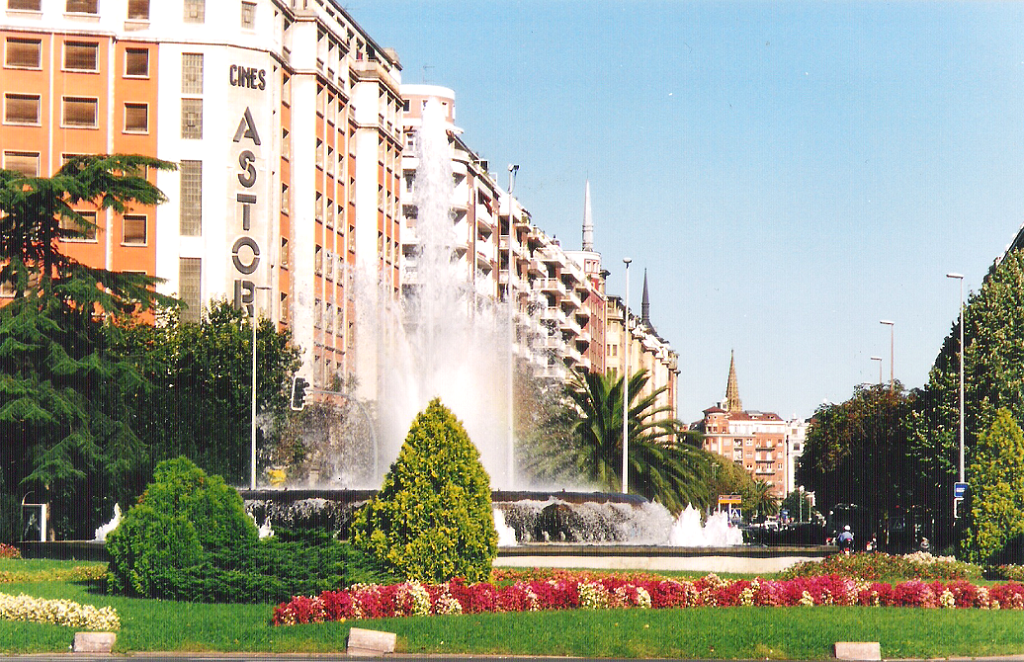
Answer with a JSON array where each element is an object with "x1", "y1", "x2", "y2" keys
[
  {"x1": 725, "y1": 350, "x2": 743, "y2": 412},
  {"x1": 641, "y1": 269, "x2": 651, "y2": 328},
  {"x1": 582, "y1": 180, "x2": 594, "y2": 252}
]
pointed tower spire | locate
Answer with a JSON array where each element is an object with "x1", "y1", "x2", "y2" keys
[
  {"x1": 725, "y1": 350, "x2": 743, "y2": 412},
  {"x1": 582, "y1": 180, "x2": 594, "y2": 252},
  {"x1": 641, "y1": 269, "x2": 651, "y2": 327}
]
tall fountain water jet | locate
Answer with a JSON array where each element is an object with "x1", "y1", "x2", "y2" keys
[{"x1": 374, "y1": 97, "x2": 512, "y2": 486}]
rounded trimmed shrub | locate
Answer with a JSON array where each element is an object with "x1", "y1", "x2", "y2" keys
[
  {"x1": 350, "y1": 398, "x2": 498, "y2": 583},
  {"x1": 106, "y1": 457, "x2": 257, "y2": 597}
]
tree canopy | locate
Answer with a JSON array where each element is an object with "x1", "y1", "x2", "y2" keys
[
  {"x1": 0, "y1": 155, "x2": 177, "y2": 537},
  {"x1": 522, "y1": 369, "x2": 711, "y2": 514},
  {"x1": 796, "y1": 382, "x2": 912, "y2": 518}
]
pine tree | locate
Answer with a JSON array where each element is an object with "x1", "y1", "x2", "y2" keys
[
  {"x1": 0, "y1": 155, "x2": 177, "y2": 538},
  {"x1": 349, "y1": 399, "x2": 498, "y2": 583}
]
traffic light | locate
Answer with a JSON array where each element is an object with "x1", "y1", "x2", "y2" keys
[{"x1": 290, "y1": 376, "x2": 310, "y2": 411}]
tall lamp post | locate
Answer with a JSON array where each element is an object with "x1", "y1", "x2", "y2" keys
[
  {"x1": 506, "y1": 164, "x2": 519, "y2": 489},
  {"x1": 947, "y1": 273, "x2": 965, "y2": 484},
  {"x1": 870, "y1": 356, "x2": 883, "y2": 385},
  {"x1": 622, "y1": 257, "x2": 632, "y2": 494},
  {"x1": 251, "y1": 285, "x2": 272, "y2": 491},
  {"x1": 880, "y1": 320, "x2": 895, "y2": 391}
]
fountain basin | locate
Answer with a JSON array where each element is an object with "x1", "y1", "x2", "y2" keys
[{"x1": 496, "y1": 544, "x2": 832, "y2": 574}]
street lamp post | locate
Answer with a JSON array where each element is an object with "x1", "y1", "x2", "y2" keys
[
  {"x1": 947, "y1": 273, "x2": 965, "y2": 484},
  {"x1": 251, "y1": 286, "x2": 272, "y2": 491},
  {"x1": 880, "y1": 320, "x2": 895, "y2": 391},
  {"x1": 506, "y1": 164, "x2": 519, "y2": 490},
  {"x1": 622, "y1": 257, "x2": 632, "y2": 494},
  {"x1": 871, "y1": 356, "x2": 883, "y2": 385}
]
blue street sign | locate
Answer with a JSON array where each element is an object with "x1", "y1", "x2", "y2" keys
[{"x1": 954, "y1": 482, "x2": 968, "y2": 498}]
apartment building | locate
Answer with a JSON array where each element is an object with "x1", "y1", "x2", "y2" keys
[
  {"x1": 398, "y1": 84, "x2": 609, "y2": 383},
  {"x1": 0, "y1": 0, "x2": 403, "y2": 393},
  {"x1": 691, "y1": 352, "x2": 792, "y2": 497},
  {"x1": 399, "y1": 84, "x2": 500, "y2": 307},
  {"x1": 605, "y1": 281, "x2": 680, "y2": 422}
]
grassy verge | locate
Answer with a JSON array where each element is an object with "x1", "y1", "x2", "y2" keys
[{"x1": 1, "y1": 576, "x2": 1021, "y2": 658}]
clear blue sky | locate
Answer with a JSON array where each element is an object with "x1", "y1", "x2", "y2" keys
[{"x1": 352, "y1": 1, "x2": 1024, "y2": 422}]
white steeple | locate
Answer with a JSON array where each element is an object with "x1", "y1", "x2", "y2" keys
[{"x1": 582, "y1": 180, "x2": 594, "y2": 252}]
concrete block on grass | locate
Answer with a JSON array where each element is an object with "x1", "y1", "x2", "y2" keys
[
  {"x1": 834, "y1": 641, "x2": 881, "y2": 660},
  {"x1": 73, "y1": 632, "x2": 116, "y2": 653},
  {"x1": 347, "y1": 627, "x2": 396, "y2": 655}
]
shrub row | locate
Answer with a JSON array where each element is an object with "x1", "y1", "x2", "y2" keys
[
  {"x1": 0, "y1": 565, "x2": 107, "y2": 585},
  {"x1": 0, "y1": 592, "x2": 120, "y2": 630},
  {"x1": 0, "y1": 544, "x2": 20, "y2": 559},
  {"x1": 781, "y1": 552, "x2": 980, "y2": 580},
  {"x1": 273, "y1": 573, "x2": 1024, "y2": 625}
]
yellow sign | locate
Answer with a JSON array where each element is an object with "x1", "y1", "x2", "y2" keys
[{"x1": 718, "y1": 494, "x2": 743, "y2": 505}]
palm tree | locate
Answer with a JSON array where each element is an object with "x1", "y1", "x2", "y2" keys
[
  {"x1": 524, "y1": 368, "x2": 710, "y2": 514},
  {"x1": 745, "y1": 479, "x2": 780, "y2": 521}
]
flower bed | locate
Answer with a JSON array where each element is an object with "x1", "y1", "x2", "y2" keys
[
  {"x1": 0, "y1": 592, "x2": 120, "y2": 630},
  {"x1": 272, "y1": 572, "x2": 1024, "y2": 625},
  {"x1": 781, "y1": 552, "x2": 980, "y2": 581},
  {"x1": 0, "y1": 565, "x2": 107, "y2": 584},
  {"x1": 0, "y1": 544, "x2": 21, "y2": 559}
]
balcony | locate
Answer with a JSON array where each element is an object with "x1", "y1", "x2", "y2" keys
[
  {"x1": 535, "y1": 278, "x2": 565, "y2": 295},
  {"x1": 560, "y1": 315, "x2": 583, "y2": 337}
]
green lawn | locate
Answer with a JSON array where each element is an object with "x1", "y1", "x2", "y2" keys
[{"x1": 1, "y1": 564, "x2": 1021, "y2": 658}]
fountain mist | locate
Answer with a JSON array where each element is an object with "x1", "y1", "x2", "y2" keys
[{"x1": 373, "y1": 98, "x2": 512, "y2": 487}]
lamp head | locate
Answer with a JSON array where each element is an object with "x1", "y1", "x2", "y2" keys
[
  {"x1": 946, "y1": 272, "x2": 964, "y2": 280},
  {"x1": 623, "y1": 257, "x2": 632, "y2": 266}
]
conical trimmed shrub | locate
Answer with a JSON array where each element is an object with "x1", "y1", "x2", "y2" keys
[{"x1": 350, "y1": 398, "x2": 498, "y2": 582}]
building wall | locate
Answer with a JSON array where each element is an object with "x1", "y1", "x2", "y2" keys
[
  {"x1": 697, "y1": 408, "x2": 793, "y2": 498},
  {"x1": 1, "y1": 0, "x2": 402, "y2": 395}
]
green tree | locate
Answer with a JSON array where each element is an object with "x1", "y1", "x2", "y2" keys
[
  {"x1": 796, "y1": 382, "x2": 911, "y2": 518},
  {"x1": 349, "y1": 399, "x2": 497, "y2": 583},
  {"x1": 906, "y1": 249, "x2": 1024, "y2": 533},
  {"x1": 524, "y1": 369, "x2": 710, "y2": 514},
  {"x1": 744, "y1": 479, "x2": 780, "y2": 520},
  {"x1": 0, "y1": 155, "x2": 177, "y2": 537},
  {"x1": 706, "y1": 453, "x2": 757, "y2": 509},
  {"x1": 106, "y1": 457, "x2": 258, "y2": 597},
  {"x1": 960, "y1": 409, "x2": 1024, "y2": 563},
  {"x1": 114, "y1": 301, "x2": 301, "y2": 484},
  {"x1": 780, "y1": 489, "x2": 816, "y2": 522}
]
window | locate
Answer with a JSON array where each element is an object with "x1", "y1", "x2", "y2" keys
[
  {"x1": 314, "y1": 245, "x2": 323, "y2": 275},
  {"x1": 65, "y1": 0, "x2": 98, "y2": 13},
  {"x1": 5, "y1": 94, "x2": 40, "y2": 125},
  {"x1": 179, "y1": 160, "x2": 202, "y2": 235},
  {"x1": 5, "y1": 38, "x2": 42, "y2": 69},
  {"x1": 179, "y1": 258, "x2": 202, "y2": 322},
  {"x1": 3, "y1": 151, "x2": 39, "y2": 176},
  {"x1": 241, "y1": 1, "x2": 256, "y2": 28},
  {"x1": 122, "y1": 214, "x2": 146, "y2": 245},
  {"x1": 64, "y1": 41, "x2": 98, "y2": 71},
  {"x1": 281, "y1": 128, "x2": 290, "y2": 159},
  {"x1": 181, "y1": 98, "x2": 202, "y2": 139},
  {"x1": 60, "y1": 210, "x2": 98, "y2": 241},
  {"x1": 280, "y1": 237, "x2": 289, "y2": 269},
  {"x1": 183, "y1": 0, "x2": 204, "y2": 23},
  {"x1": 127, "y1": 0, "x2": 149, "y2": 19},
  {"x1": 62, "y1": 97, "x2": 98, "y2": 127},
  {"x1": 8, "y1": 0, "x2": 42, "y2": 9},
  {"x1": 124, "y1": 103, "x2": 148, "y2": 133},
  {"x1": 181, "y1": 53, "x2": 203, "y2": 94},
  {"x1": 124, "y1": 48, "x2": 149, "y2": 77}
]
